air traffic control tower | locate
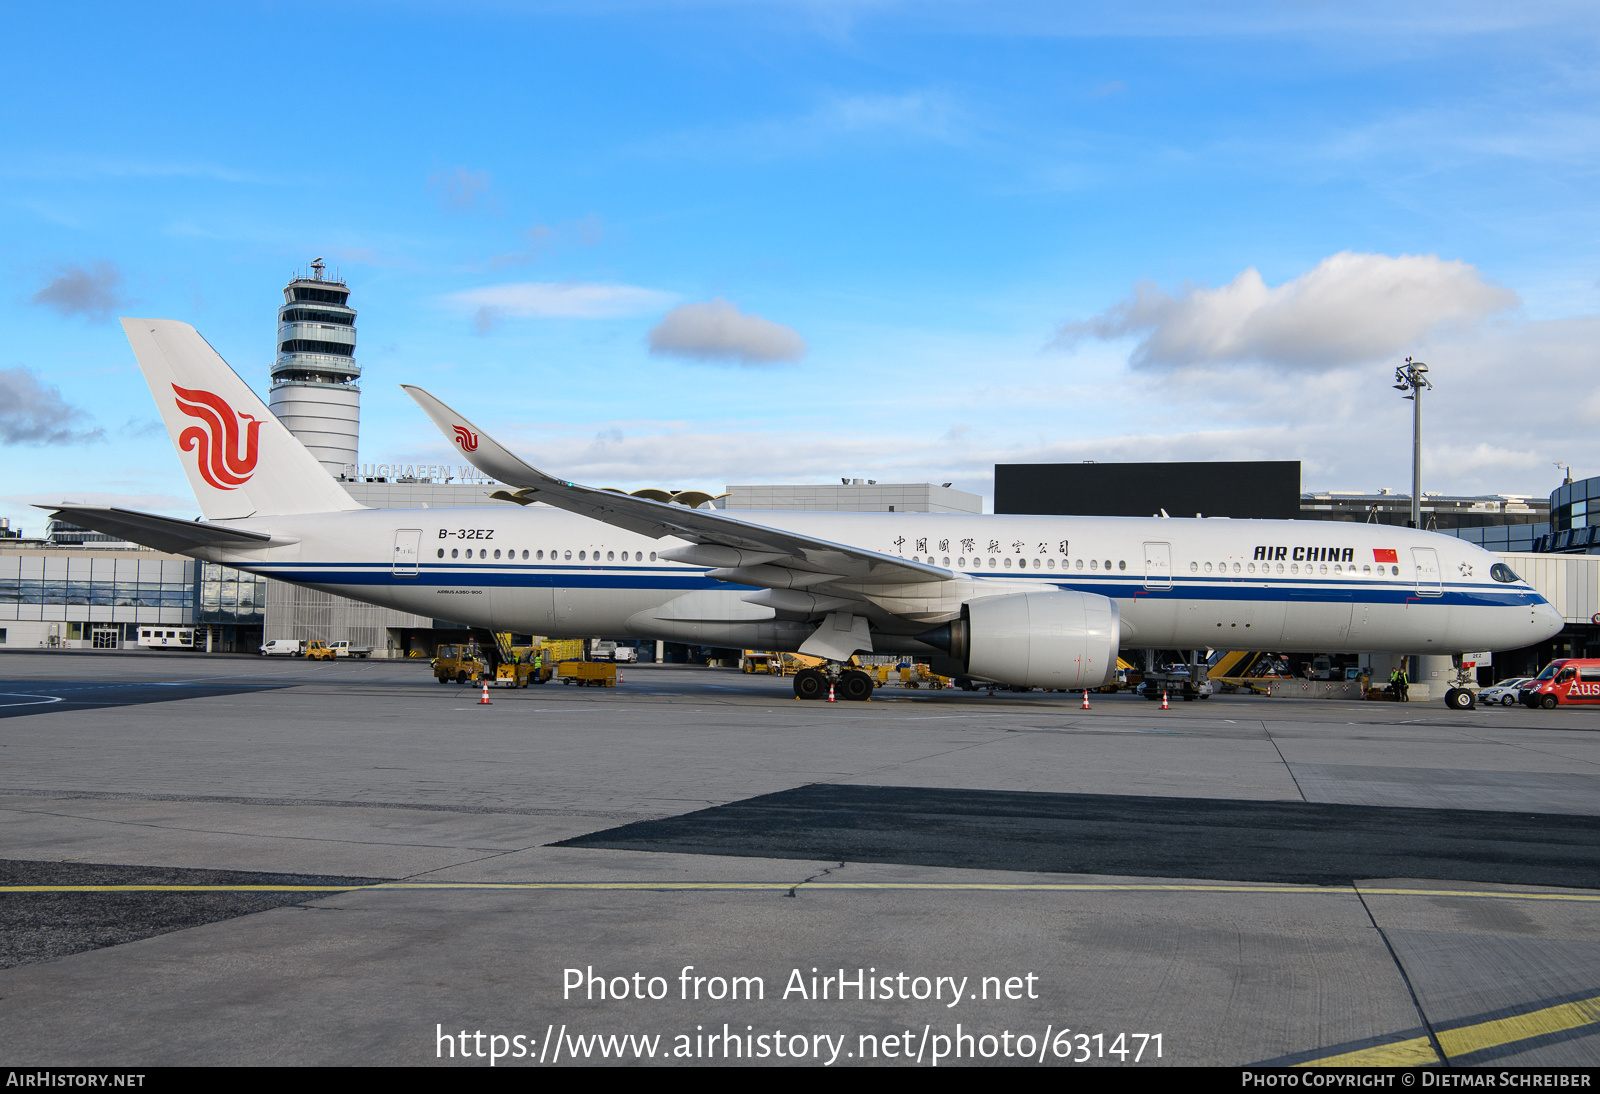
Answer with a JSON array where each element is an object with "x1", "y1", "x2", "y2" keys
[{"x1": 267, "y1": 258, "x2": 359, "y2": 479}]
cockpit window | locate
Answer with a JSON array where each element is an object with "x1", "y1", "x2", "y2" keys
[{"x1": 1490, "y1": 563, "x2": 1521, "y2": 583}]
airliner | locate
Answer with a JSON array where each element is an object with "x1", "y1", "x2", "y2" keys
[{"x1": 46, "y1": 320, "x2": 1565, "y2": 706}]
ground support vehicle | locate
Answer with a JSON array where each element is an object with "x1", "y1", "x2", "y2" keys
[
  {"x1": 433, "y1": 643, "x2": 488, "y2": 684},
  {"x1": 559, "y1": 661, "x2": 618, "y2": 687},
  {"x1": 1139, "y1": 665, "x2": 1213, "y2": 701},
  {"x1": 324, "y1": 640, "x2": 373, "y2": 659},
  {"x1": 259, "y1": 639, "x2": 302, "y2": 657},
  {"x1": 742, "y1": 651, "x2": 782, "y2": 674},
  {"x1": 493, "y1": 661, "x2": 551, "y2": 687},
  {"x1": 304, "y1": 640, "x2": 337, "y2": 662},
  {"x1": 1208, "y1": 651, "x2": 1293, "y2": 695},
  {"x1": 1519, "y1": 659, "x2": 1600, "y2": 709},
  {"x1": 138, "y1": 627, "x2": 195, "y2": 650}
]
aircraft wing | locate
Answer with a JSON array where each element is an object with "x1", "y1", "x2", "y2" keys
[
  {"x1": 401, "y1": 385, "x2": 946, "y2": 587},
  {"x1": 37, "y1": 505, "x2": 286, "y2": 555}
]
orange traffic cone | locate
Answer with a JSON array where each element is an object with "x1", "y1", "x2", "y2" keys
[
  {"x1": 1081, "y1": 690, "x2": 1091, "y2": 709},
  {"x1": 1160, "y1": 690, "x2": 1169, "y2": 710},
  {"x1": 479, "y1": 681, "x2": 492, "y2": 705},
  {"x1": 828, "y1": 682, "x2": 836, "y2": 702}
]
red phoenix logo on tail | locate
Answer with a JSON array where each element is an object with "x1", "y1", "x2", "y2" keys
[
  {"x1": 453, "y1": 425, "x2": 479, "y2": 452},
  {"x1": 172, "y1": 384, "x2": 261, "y2": 491}
]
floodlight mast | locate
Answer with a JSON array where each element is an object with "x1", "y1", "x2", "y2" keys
[{"x1": 1393, "y1": 358, "x2": 1432, "y2": 528}]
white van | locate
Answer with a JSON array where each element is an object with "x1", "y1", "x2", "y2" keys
[{"x1": 260, "y1": 639, "x2": 303, "y2": 656}]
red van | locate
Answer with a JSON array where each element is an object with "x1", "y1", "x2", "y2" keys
[{"x1": 1520, "y1": 659, "x2": 1600, "y2": 708}]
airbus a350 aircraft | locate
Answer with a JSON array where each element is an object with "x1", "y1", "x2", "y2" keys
[{"x1": 47, "y1": 320, "x2": 1565, "y2": 705}]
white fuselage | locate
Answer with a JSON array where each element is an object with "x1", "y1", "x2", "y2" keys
[{"x1": 193, "y1": 504, "x2": 1564, "y2": 658}]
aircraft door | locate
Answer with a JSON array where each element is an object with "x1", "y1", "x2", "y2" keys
[
  {"x1": 1411, "y1": 547, "x2": 1441, "y2": 596},
  {"x1": 1143, "y1": 542, "x2": 1173, "y2": 590},
  {"x1": 393, "y1": 529, "x2": 422, "y2": 577}
]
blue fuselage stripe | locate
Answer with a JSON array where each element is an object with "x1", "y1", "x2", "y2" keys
[{"x1": 241, "y1": 563, "x2": 1540, "y2": 609}]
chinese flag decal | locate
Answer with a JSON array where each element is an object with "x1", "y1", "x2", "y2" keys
[{"x1": 1374, "y1": 548, "x2": 1399, "y2": 563}]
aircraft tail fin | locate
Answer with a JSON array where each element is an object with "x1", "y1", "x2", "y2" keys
[{"x1": 121, "y1": 318, "x2": 364, "y2": 519}]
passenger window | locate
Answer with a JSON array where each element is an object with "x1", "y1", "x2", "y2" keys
[
  {"x1": 451, "y1": 549, "x2": 459, "y2": 558},
  {"x1": 564, "y1": 550, "x2": 571, "y2": 560}
]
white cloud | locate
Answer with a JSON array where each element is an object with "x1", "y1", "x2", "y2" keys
[
  {"x1": 647, "y1": 298, "x2": 807, "y2": 365},
  {"x1": 445, "y1": 281, "x2": 677, "y2": 334},
  {"x1": 1059, "y1": 251, "x2": 1517, "y2": 369}
]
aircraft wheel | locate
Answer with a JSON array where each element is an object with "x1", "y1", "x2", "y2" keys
[
  {"x1": 793, "y1": 669, "x2": 826, "y2": 701},
  {"x1": 1446, "y1": 687, "x2": 1476, "y2": 711},
  {"x1": 838, "y1": 670, "x2": 873, "y2": 701},
  {"x1": 1542, "y1": 694, "x2": 1559, "y2": 709}
]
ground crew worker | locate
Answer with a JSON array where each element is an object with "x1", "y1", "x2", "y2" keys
[
  {"x1": 1389, "y1": 667, "x2": 1402, "y2": 700},
  {"x1": 1397, "y1": 666, "x2": 1410, "y2": 702}
]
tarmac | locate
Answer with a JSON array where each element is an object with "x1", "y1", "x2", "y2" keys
[{"x1": 0, "y1": 650, "x2": 1596, "y2": 1067}]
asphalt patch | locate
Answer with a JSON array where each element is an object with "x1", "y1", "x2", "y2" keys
[
  {"x1": 556, "y1": 783, "x2": 1600, "y2": 889},
  {"x1": 0, "y1": 680, "x2": 283, "y2": 719},
  {"x1": 0, "y1": 860, "x2": 387, "y2": 969}
]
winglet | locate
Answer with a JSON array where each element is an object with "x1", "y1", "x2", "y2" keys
[{"x1": 401, "y1": 385, "x2": 555, "y2": 490}]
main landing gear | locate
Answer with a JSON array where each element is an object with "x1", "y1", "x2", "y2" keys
[{"x1": 793, "y1": 664, "x2": 874, "y2": 701}]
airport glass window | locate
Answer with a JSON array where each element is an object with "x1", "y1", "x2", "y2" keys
[
  {"x1": 280, "y1": 308, "x2": 354, "y2": 325},
  {"x1": 278, "y1": 339, "x2": 355, "y2": 357}
]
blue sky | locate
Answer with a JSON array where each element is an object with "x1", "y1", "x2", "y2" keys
[{"x1": 4, "y1": 1, "x2": 1599, "y2": 531}]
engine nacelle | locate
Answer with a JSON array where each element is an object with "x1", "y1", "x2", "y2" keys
[{"x1": 923, "y1": 591, "x2": 1121, "y2": 689}]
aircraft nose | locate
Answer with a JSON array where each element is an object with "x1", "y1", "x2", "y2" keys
[{"x1": 1534, "y1": 600, "x2": 1566, "y2": 643}]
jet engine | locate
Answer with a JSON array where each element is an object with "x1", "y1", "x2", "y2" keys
[{"x1": 920, "y1": 591, "x2": 1121, "y2": 689}]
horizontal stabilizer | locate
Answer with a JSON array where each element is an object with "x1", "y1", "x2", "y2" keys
[{"x1": 39, "y1": 505, "x2": 290, "y2": 555}]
